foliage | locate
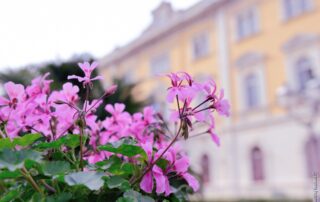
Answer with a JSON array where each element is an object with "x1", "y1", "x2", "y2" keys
[{"x1": 0, "y1": 62, "x2": 230, "y2": 201}]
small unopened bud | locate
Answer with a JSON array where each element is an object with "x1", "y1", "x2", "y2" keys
[
  {"x1": 105, "y1": 85, "x2": 117, "y2": 97},
  {"x1": 181, "y1": 120, "x2": 189, "y2": 140},
  {"x1": 54, "y1": 100, "x2": 65, "y2": 105}
]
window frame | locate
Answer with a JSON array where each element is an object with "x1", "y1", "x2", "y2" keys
[
  {"x1": 150, "y1": 53, "x2": 170, "y2": 76},
  {"x1": 191, "y1": 32, "x2": 210, "y2": 60},
  {"x1": 244, "y1": 73, "x2": 260, "y2": 108},
  {"x1": 235, "y1": 7, "x2": 260, "y2": 41},
  {"x1": 281, "y1": 0, "x2": 314, "y2": 21}
]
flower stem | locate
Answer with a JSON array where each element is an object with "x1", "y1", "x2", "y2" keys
[
  {"x1": 79, "y1": 123, "x2": 85, "y2": 171},
  {"x1": 130, "y1": 122, "x2": 183, "y2": 185},
  {"x1": 20, "y1": 167, "x2": 44, "y2": 196},
  {"x1": 40, "y1": 179, "x2": 56, "y2": 193},
  {"x1": 192, "y1": 98, "x2": 210, "y2": 112},
  {"x1": 193, "y1": 106, "x2": 213, "y2": 114}
]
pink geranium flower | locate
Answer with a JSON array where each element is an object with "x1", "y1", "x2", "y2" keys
[
  {"x1": 166, "y1": 72, "x2": 198, "y2": 103},
  {"x1": 212, "y1": 89, "x2": 230, "y2": 117},
  {"x1": 208, "y1": 116, "x2": 220, "y2": 146},
  {"x1": 68, "y1": 61, "x2": 103, "y2": 86},
  {"x1": 140, "y1": 142, "x2": 172, "y2": 196},
  {"x1": 203, "y1": 79, "x2": 230, "y2": 117},
  {"x1": 157, "y1": 147, "x2": 200, "y2": 192},
  {"x1": 0, "y1": 82, "x2": 25, "y2": 109}
]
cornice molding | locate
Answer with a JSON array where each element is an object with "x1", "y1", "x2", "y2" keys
[
  {"x1": 282, "y1": 33, "x2": 320, "y2": 53},
  {"x1": 234, "y1": 51, "x2": 266, "y2": 69},
  {"x1": 99, "y1": 0, "x2": 232, "y2": 68}
]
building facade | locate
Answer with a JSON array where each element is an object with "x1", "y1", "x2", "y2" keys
[{"x1": 99, "y1": 0, "x2": 320, "y2": 200}]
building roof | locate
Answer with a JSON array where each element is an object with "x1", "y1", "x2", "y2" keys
[{"x1": 100, "y1": 0, "x2": 228, "y2": 67}]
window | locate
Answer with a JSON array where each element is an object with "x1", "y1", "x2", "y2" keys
[
  {"x1": 192, "y1": 33, "x2": 209, "y2": 59},
  {"x1": 244, "y1": 73, "x2": 260, "y2": 108},
  {"x1": 295, "y1": 57, "x2": 315, "y2": 90},
  {"x1": 251, "y1": 146, "x2": 265, "y2": 182},
  {"x1": 236, "y1": 8, "x2": 259, "y2": 40},
  {"x1": 150, "y1": 53, "x2": 170, "y2": 75},
  {"x1": 201, "y1": 154, "x2": 210, "y2": 184},
  {"x1": 282, "y1": 0, "x2": 313, "y2": 20}
]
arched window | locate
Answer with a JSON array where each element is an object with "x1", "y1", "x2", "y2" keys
[
  {"x1": 295, "y1": 57, "x2": 315, "y2": 90},
  {"x1": 201, "y1": 154, "x2": 210, "y2": 184},
  {"x1": 305, "y1": 136, "x2": 320, "y2": 177},
  {"x1": 251, "y1": 146, "x2": 265, "y2": 182}
]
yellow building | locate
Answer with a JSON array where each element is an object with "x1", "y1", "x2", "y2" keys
[{"x1": 100, "y1": 0, "x2": 320, "y2": 200}]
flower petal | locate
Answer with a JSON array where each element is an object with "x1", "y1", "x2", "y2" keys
[
  {"x1": 182, "y1": 173, "x2": 199, "y2": 192},
  {"x1": 153, "y1": 166, "x2": 166, "y2": 194},
  {"x1": 140, "y1": 171, "x2": 153, "y2": 193}
]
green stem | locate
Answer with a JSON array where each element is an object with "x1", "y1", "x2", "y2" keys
[
  {"x1": 79, "y1": 121, "x2": 85, "y2": 171},
  {"x1": 20, "y1": 167, "x2": 44, "y2": 196},
  {"x1": 40, "y1": 179, "x2": 56, "y2": 193},
  {"x1": 52, "y1": 179, "x2": 61, "y2": 194}
]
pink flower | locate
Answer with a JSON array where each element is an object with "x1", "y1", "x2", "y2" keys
[
  {"x1": 166, "y1": 72, "x2": 198, "y2": 103},
  {"x1": 67, "y1": 61, "x2": 103, "y2": 86},
  {"x1": 26, "y1": 73, "x2": 53, "y2": 97},
  {"x1": 208, "y1": 117, "x2": 220, "y2": 146},
  {"x1": 140, "y1": 142, "x2": 171, "y2": 196},
  {"x1": 181, "y1": 173, "x2": 199, "y2": 191},
  {"x1": 212, "y1": 89, "x2": 230, "y2": 117},
  {"x1": 143, "y1": 106, "x2": 156, "y2": 125},
  {"x1": 61, "y1": 82, "x2": 79, "y2": 103},
  {"x1": 167, "y1": 152, "x2": 199, "y2": 192},
  {"x1": 105, "y1": 103, "x2": 131, "y2": 125},
  {"x1": 203, "y1": 79, "x2": 230, "y2": 116},
  {"x1": 0, "y1": 82, "x2": 25, "y2": 108}
]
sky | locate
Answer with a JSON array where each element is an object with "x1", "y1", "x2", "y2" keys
[{"x1": 0, "y1": 0, "x2": 200, "y2": 71}]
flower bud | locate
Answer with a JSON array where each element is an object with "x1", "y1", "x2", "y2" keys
[
  {"x1": 105, "y1": 85, "x2": 117, "y2": 97},
  {"x1": 54, "y1": 100, "x2": 65, "y2": 105}
]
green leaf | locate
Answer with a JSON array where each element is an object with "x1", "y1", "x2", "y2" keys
[
  {"x1": 46, "y1": 193, "x2": 72, "y2": 202},
  {"x1": 121, "y1": 163, "x2": 135, "y2": 175},
  {"x1": 35, "y1": 140, "x2": 62, "y2": 150},
  {"x1": 30, "y1": 193, "x2": 44, "y2": 202},
  {"x1": 42, "y1": 161, "x2": 70, "y2": 176},
  {"x1": 99, "y1": 139, "x2": 146, "y2": 158},
  {"x1": 65, "y1": 171, "x2": 104, "y2": 190},
  {"x1": 62, "y1": 134, "x2": 80, "y2": 149},
  {"x1": 106, "y1": 176, "x2": 130, "y2": 190},
  {"x1": 13, "y1": 133, "x2": 42, "y2": 147},
  {"x1": 0, "y1": 138, "x2": 14, "y2": 150},
  {"x1": 96, "y1": 156, "x2": 136, "y2": 176},
  {"x1": 0, "y1": 190, "x2": 19, "y2": 202},
  {"x1": 156, "y1": 158, "x2": 169, "y2": 171},
  {"x1": 35, "y1": 134, "x2": 80, "y2": 150},
  {"x1": 0, "y1": 169, "x2": 22, "y2": 179},
  {"x1": 0, "y1": 134, "x2": 42, "y2": 150},
  {"x1": 96, "y1": 155, "x2": 122, "y2": 170},
  {"x1": 0, "y1": 149, "x2": 42, "y2": 171},
  {"x1": 116, "y1": 190, "x2": 155, "y2": 202}
]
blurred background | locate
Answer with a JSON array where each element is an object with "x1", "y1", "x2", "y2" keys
[{"x1": 1, "y1": 0, "x2": 320, "y2": 201}]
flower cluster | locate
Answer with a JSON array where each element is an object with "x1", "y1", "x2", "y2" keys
[
  {"x1": 167, "y1": 72, "x2": 230, "y2": 145},
  {"x1": 0, "y1": 62, "x2": 229, "y2": 199}
]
